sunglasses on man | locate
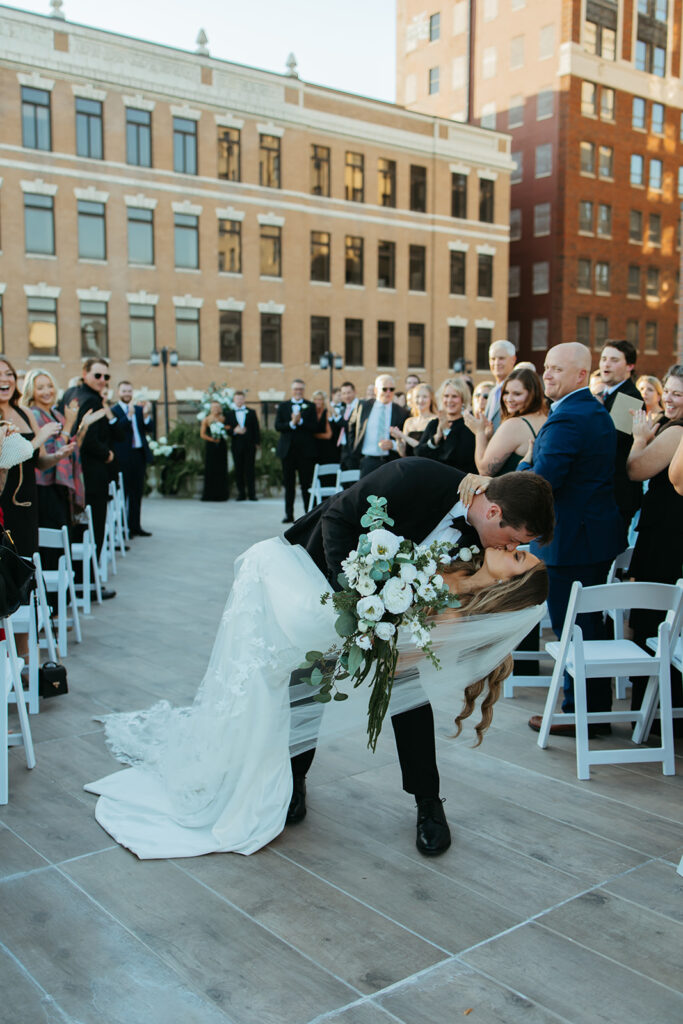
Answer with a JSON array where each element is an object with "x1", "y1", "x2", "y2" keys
[
  {"x1": 92, "y1": 373, "x2": 111, "y2": 381},
  {"x1": 380, "y1": 386, "x2": 395, "y2": 393}
]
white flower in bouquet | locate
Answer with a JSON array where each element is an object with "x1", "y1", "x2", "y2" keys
[
  {"x1": 356, "y1": 634, "x2": 372, "y2": 651},
  {"x1": 409, "y1": 620, "x2": 431, "y2": 647},
  {"x1": 416, "y1": 581, "x2": 437, "y2": 602},
  {"x1": 369, "y1": 529, "x2": 401, "y2": 561},
  {"x1": 355, "y1": 575, "x2": 377, "y2": 596},
  {"x1": 356, "y1": 595, "x2": 385, "y2": 621},
  {"x1": 458, "y1": 547, "x2": 474, "y2": 562},
  {"x1": 357, "y1": 619, "x2": 371, "y2": 632},
  {"x1": 381, "y1": 577, "x2": 413, "y2": 614},
  {"x1": 432, "y1": 574, "x2": 445, "y2": 590},
  {"x1": 399, "y1": 563, "x2": 419, "y2": 583},
  {"x1": 375, "y1": 621, "x2": 396, "y2": 640},
  {"x1": 422, "y1": 558, "x2": 437, "y2": 577},
  {"x1": 209, "y1": 421, "x2": 227, "y2": 440}
]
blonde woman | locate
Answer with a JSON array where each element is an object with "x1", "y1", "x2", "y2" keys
[
  {"x1": 636, "y1": 374, "x2": 664, "y2": 421},
  {"x1": 390, "y1": 383, "x2": 438, "y2": 455},
  {"x1": 414, "y1": 376, "x2": 476, "y2": 473}
]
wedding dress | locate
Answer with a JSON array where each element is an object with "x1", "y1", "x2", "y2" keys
[{"x1": 86, "y1": 537, "x2": 544, "y2": 859}]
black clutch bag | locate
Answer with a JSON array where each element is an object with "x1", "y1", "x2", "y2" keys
[
  {"x1": 38, "y1": 661, "x2": 68, "y2": 698},
  {"x1": 0, "y1": 528, "x2": 36, "y2": 618}
]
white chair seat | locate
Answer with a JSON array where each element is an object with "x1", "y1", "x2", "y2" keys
[{"x1": 546, "y1": 638, "x2": 659, "y2": 676}]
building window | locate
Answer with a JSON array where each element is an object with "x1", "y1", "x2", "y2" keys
[
  {"x1": 345, "y1": 318, "x2": 363, "y2": 365},
  {"x1": 377, "y1": 321, "x2": 395, "y2": 366},
  {"x1": 345, "y1": 152, "x2": 364, "y2": 202},
  {"x1": 578, "y1": 258, "x2": 592, "y2": 291},
  {"x1": 429, "y1": 12, "x2": 441, "y2": 40},
  {"x1": 632, "y1": 97, "x2": 646, "y2": 129},
  {"x1": 127, "y1": 207, "x2": 154, "y2": 265},
  {"x1": 174, "y1": 213, "x2": 199, "y2": 269},
  {"x1": 311, "y1": 144, "x2": 330, "y2": 196},
  {"x1": 78, "y1": 200, "x2": 106, "y2": 260},
  {"x1": 595, "y1": 316, "x2": 609, "y2": 348},
  {"x1": 580, "y1": 141, "x2": 595, "y2": 175},
  {"x1": 649, "y1": 213, "x2": 662, "y2": 246},
  {"x1": 649, "y1": 158, "x2": 663, "y2": 189},
  {"x1": 651, "y1": 102, "x2": 665, "y2": 134},
  {"x1": 581, "y1": 81, "x2": 597, "y2": 117},
  {"x1": 21, "y1": 86, "x2": 51, "y2": 151},
  {"x1": 260, "y1": 224, "x2": 282, "y2": 277},
  {"x1": 476, "y1": 327, "x2": 492, "y2": 370},
  {"x1": 449, "y1": 325, "x2": 465, "y2": 368},
  {"x1": 533, "y1": 262, "x2": 549, "y2": 294},
  {"x1": 537, "y1": 89, "x2": 553, "y2": 119},
  {"x1": 410, "y1": 165, "x2": 427, "y2": 212},
  {"x1": 126, "y1": 107, "x2": 152, "y2": 167},
  {"x1": 378, "y1": 240, "x2": 396, "y2": 288},
  {"x1": 511, "y1": 152, "x2": 523, "y2": 183},
  {"x1": 597, "y1": 203, "x2": 612, "y2": 237},
  {"x1": 630, "y1": 209, "x2": 643, "y2": 241},
  {"x1": 409, "y1": 245, "x2": 426, "y2": 291},
  {"x1": 647, "y1": 266, "x2": 660, "y2": 297},
  {"x1": 129, "y1": 303, "x2": 155, "y2": 359},
  {"x1": 628, "y1": 265, "x2": 641, "y2": 296},
  {"x1": 218, "y1": 128, "x2": 241, "y2": 181},
  {"x1": 531, "y1": 319, "x2": 549, "y2": 351},
  {"x1": 218, "y1": 219, "x2": 241, "y2": 274},
  {"x1": 539, "y1": 24, "x2": 555, "y2": 59},
  {"x1": 428, "y1": 67, "x2": 440, "y2": 94},
  {"x1": 594, "y1": 262, "x2": 610, "y2": 293},
  {"x1": 80, "y1": 300, "x2": 108, "y2": 358},
  {"x1": 510, "y1": 35, "x2": 525, "y2": 69},
  {"x1": 310, "y1": 230, "x2": 330, "y2": 282},
  {"x1": 173, "y1": 117, "x2": 197, "y2": 174},
  {"x1": 345, "y1": 235, "x2": 364, "y2": 285},
  {"x1": 451, "y1": 173, "x2": 467, "y2": 218},
  {"x1": 482, "y1": 46, "x2": 497, "y2": 79},
  {"x1": 509, "y1": 265, "x2": 521, "y2": 297},
  {"x1": 175, "y1": 307, "x2": 200, "y2": 360},
  {"x1": 75, "y1": 98, "x2": 103, "y2": 159},
  {"x1": 508, "y1": 94, "x2": 524, "y2": 127},
  {"x1": 579, "y1": 200, "x2": 594, "y2": 233},
  {"x1": 450, "y1": 250, "x2": 466, "y2": 294},
  {"x1": 679, "y1": 166, "x2": 683, "y2": 198},
  {"x1": 645, "y1": 321, "x2": 658, "y2": 350},
  {"x1": 378, "y1": 158, "x2": 397, "y2": 207},
  {"x1": 408, "y1": 323, "x2": 425, "y2": 367},
  {"x1": 310, "y1": 315, "x2": 330, "y2": 364},
  {"x1": 481, "y1": 102, "x2": 497, "y2": 130},
  {"x1": 584, "y1": 0, "x2": 617, "y2": 59},
  {"x1": 484, "y1": 0, "x2": 499, "y2": 19},
  {"x1": 259, "y1": 134, "x2": 281, "y2": 188},
  {"x1": 535, "y1": 144, "x2": 552, "y2": 178},
  {"x1": 479, "y1": 178, "x2": 494, "y2": 222},
  {"x1": 219, "y1": 310, "x2": 242, "y2": 362},
  {"x1": 260, "y1": 312, "x2": 282, "y2": 363},
  {"x1": 626, "y1": 319, "x2": 639, "y2": 349},
  {"x1": 601, "y1": 87, "x2": 615, "y2": 120},
  {"x1": 24, "y1": 193, "x2": 55, "y2": 255},
  {"x1": 28, "y1": 296, "x2": 58, "y2": 356},
  {"x1": 630, "y1": 154, "x2": 644, "y2": 186},
  {"x1": 478, "y1": 253, "x2": 493, "y2": 297},
  {"x1": 510, "y1": 208, "x2": 522, "y2": 239},
  {"x1": 508, "y1": 321, "x2": 520, "y2": 349},
  {"x1": 576, "y1": 315, "x2": 590, "y2": 346},
  {"x1": 635, "y1": 38, "x2": 666, "y2": 76},
  {"x1": 598, "y1": 145, "x2": 613, "y2": 179}
]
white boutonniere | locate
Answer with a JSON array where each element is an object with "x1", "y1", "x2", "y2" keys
[{"x1": 455, "y1": 544, "x2": 480, "y2": 563}]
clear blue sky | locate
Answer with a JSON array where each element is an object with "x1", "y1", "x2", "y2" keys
[{"x1": 11, "y1": 1, "x2": 397, "y2": 102}]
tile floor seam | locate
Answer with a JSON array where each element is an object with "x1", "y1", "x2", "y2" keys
[
  {"x1": 450, "y1": 959, "x2": 576, "y2": 1024},
  {"x1": 595, "y1": 875, "x2": 683, "y2": 926},
  {"x1": 305, "y1": 993, "x2": 404, "y2": 1024},
  {"x1": 0, "y1": 938, "x2": 83, "y2": 1024}
]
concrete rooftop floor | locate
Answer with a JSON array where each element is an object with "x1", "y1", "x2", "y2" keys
[{"x1": 1, "y1": 494, "x2": 682, "y2": 1024}]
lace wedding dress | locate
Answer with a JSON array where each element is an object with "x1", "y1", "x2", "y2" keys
[{"x1": 86, "y1": 537, "x2": 544, "y2": 859}]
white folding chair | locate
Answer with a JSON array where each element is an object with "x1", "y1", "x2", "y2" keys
[
  {"x1": 605, "y1": 547, "x2": 635, "y2": 699},
  {"x1": 1, "y1": 617, "x2": 36, "y2": 804},
  {"x1": 8, "y1": 590, "x2": 44, "y2": 715},
  {"x1": 117, "y1": 470, "x2": 130, "y2": 544},
  {"x1": 307, "y1": 463, "x2": 341, "y2": 511},
  {"x1": 336, "y1": 467, "x2": 360, "y2": 489},
  {"x1": 537, "y1": 580, "x2": 683, "y2": 780},
  {"x1": 38, "y1": 526, "x2": 82, "y2": 657},
  {"x1": 109, "y1": 480, "x2": 127, "y2": 558},
  {"x1": 31, "y1": 553, "x2": 59, "y2": 664},
  {"x1": 71, "y1": 505, "x2": 102, "y2": 614},
  {"x1": 99, "y1": 494, "x2": 118, "y2": 583}
]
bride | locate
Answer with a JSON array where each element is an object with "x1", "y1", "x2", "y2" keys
[{"x1": 86, "y1": 533, "x2": 547, "y2": 860}]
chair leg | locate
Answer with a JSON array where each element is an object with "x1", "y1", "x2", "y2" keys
[
  {"x1": 658, "y1": 661, "x2": 676, "y2": 776},
  {"x1": 27, "y1": 603, "x2": 39, "y2": 715},
  {"x1": 615, "y1": 676, "x2": 630, "y2": 700},
  {"x1": 632, "y1": 675, "x2": 658, "y2": 744},
  {"x1": 66, "y1": 569, "x2": 82, "y2": 644},
  {"x1": 573, "y1": 667, "x2": 591, "y2": 781},
  {"x1": 0, "y1": 669, "x2": 8, "y2": 804},
  {"x1": 57, "y1": 578, "x2": 67, "y2": 659},
  {"x1": 3, "y1": 622, "x2": 36, "y2": 770},
  {"x1": 537, "y1": 658, "x2": 566, "y2": 748}
]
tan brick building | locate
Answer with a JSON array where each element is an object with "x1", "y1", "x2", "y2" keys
[
  {"x1": 0, "y1": 4, "x2": 512, "y2": 406},
  {"x1": 396, "y1": 0, "x2": 683, "y2": 376}
]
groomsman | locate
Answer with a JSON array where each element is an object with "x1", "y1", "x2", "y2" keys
[
  {"x1": 484, "y1": 339, "x2": 517, "y2": 431},
  {"x1": 346, "y1": 373, "x2": 409, "y2": 477},
  {"x1": 111, "y1": 381, "x2": 153, "y2": 537},
  {"x1": 226, "y1": 391, "x2": 260, "y2": 502},
  {"x1": 275, "y1": 379, "x2": 317, "y2": 523},
  {"x1": 331, "y1": 381, "x2": 358, "y2": 470},
  {"x1": 598, "y1": 339, "x2": 643, "y2": 535}
]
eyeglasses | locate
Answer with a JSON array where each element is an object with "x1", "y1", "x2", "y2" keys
[
  {"x1": 92, "y1": 373, "x2": 111, "y2": 381},
  {"x1": 380, "y1": 386, "x2": 395, "y2": 393}
]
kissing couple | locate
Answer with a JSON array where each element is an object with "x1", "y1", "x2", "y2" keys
[{"x1": 87, "y1": 458, "x2": 554, "y2": 860}]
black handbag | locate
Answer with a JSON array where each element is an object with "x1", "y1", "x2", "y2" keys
[
  {"x1": 38, "y1": 660, "x2": 69, "y2": 698},
  {"x1": 0, "y1": 528, "x2": 36, "y2": 618}
]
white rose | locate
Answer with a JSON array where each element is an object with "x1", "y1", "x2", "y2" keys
[
  {"x1": 432, "y1": 574, "x2": 445, "y2": 590},
  {"x1": 369, "y1": 529, "x2": 401, "y2": 561},
  {"x1": 357, "y1": 619, "x2": 370, "y2": 632},
  {"x1": 356, "y1": 634, "x2": 372, "y2": 651},
  {"x1": 375, "y1": 621, "x2": 396, "y2": 640},
  {"x1": 381, "y1": 577, "x2": 414, "y2": 615},
  {"x1": 357, "y1": 595, "x2": 385, "y2": 621},
  {"x1": 458, "y1": 547, "x2": 473, "y2": 562},
  {"x1": 422, "y1": 558, "x2": 437, "y2": 577},
  {"x1": 399, "y1": 563, "x2": 419, "y2": 583},
  {"x1": 416, "y1": 582, "x2": 436, "y2": 601},
  {"x1": 355, "y1": 575, "x2": 377, "y2": 596}
]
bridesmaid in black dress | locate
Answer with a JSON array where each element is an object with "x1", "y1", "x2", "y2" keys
[
  {"x1": 391, "y1": 383, "x2": 438, "y2": 457},
  {"x1": 415, "y1": 376, "x2": 476, "y2": 474},
  {"x1": 200, "y1": 401, "x2": 230, "y2": 502}
]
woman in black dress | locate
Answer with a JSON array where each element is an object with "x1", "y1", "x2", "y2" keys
[
  {"x1": 200, "y1": 402, "x2": 230, "y2": 502},
  {"x1": 415, "y1": 376, "x2": 476, "y2": 474},
  {"x1": 391, "y1": 383, "x2": 438, "y2": 456},
  {"x1": 311, "y1": 390, "x2": 338, "y2": 465}
]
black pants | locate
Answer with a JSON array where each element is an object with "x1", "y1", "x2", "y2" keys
[
  {"x1": 121, "y1": 450, "x2": 147, "y2": 533},
  {"x1": 233, "y1": 443, "x2": 256, "y2": 499},
  {"x1": 281, "y1": 454, "x2": 314, "y2": 517},
  {"x1": 359, "y1": 455, "x2": 389, "y2": 479}
]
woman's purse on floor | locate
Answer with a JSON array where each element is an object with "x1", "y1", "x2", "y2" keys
[
  {"x1": 38, "y1": 661, "x2": 68, "y2": 698},
  {"x1": 0, "y1": 527, "x2": 36, "y2": 618}
]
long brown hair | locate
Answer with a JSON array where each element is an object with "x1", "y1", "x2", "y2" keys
[
  {"x1": 0, "y1": 357, "x2": 22, "y2": 409},
  {"x1": 500, "y1": 367, "x2": 547, "y2": 421}
]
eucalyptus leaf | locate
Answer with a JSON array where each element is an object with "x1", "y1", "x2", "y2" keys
[
  {"x1": 313, "y1": 692, "x2": 332, "y2": 703},
  {"x1": 370, "y1": 568, "x2": 385, "y2": 581},
  {"x1": 305, "y1": 651, "x2": 324, "y2": 663},
  {"x1": 335, "y1": 610, "x2": 357, "y2": 637},
  {"x1": 310, "y1": 667, "x2": 323, "y2": 685},
  {"x1": 333, "y1": 691, "x2": 349, "y2": 701},
  {"x1": 337, "y1": 573, "x2": 350, "y2": 590},
  {"x1": 347, "y1": 644, "x2": 364, "y2": 676}
]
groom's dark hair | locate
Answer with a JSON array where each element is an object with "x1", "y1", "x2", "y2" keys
[{"x1": 486, "y1": 473, "x2": 554, "y2": 546}]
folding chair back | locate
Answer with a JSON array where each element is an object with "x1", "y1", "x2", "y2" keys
[
  {"x1": 37, "y1": 526, "x2": 82, "y2": 656},
  {"x1": 336, "y1": 468, "x2": 360, "y2": 488},
  {"x1": 308, "y1": 463, "x2": 341, "y2": 511}
]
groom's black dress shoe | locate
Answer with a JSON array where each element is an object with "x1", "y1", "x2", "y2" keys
[
  {"x1": 415, "y1": 796, "x2": 451, "y2": 856},
  {"x1": 286, "y1": 775, "x2": 307, "y2": 824}
]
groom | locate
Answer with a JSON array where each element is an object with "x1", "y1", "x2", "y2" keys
[{"x1": 284, "y1": 457, "x2": 554, "y2": 856}]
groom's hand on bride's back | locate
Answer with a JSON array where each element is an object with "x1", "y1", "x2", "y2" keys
[{"x1": 459, "y1": 473, "x2": 491, "y2": 507}]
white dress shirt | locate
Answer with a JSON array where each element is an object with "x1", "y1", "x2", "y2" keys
[
  {"x1": 120, "y1": 402, "x2": 143, "y2": 448},
  {"x1": 361, "y1": 400, "x2": 392, "y2": 457},
  {"x1": 235, "y1": 407, "x2": 247, "y2": 429},
  {"x1": 420, "y1": 499, "x2": 468, "y2": 548}
]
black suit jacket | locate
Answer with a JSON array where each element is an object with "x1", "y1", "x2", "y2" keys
[
  {"x1": 111, "y1": 403, "x2": 153, "y2": 467},
  {"x1": 285, "y1": 458, "x2": 466, "y2": 584},
  {"x1": 602, "y1": 377, "x2": 643, "y2": 523},
  {"x1": 414, "y1": 418, "x2": 476, "y2": 474},
  {"x1": 226, "y1": 407, "x2": 260, "y2": 448},
  {"x1": 275, "y1": 400, "x2": 317, "y2": 460},
  {"x1": 73, "y1": 385, "x2": 125, "y2": 486},
  {"x1": 345, "y1": 399, "x2": 409, "y2": 469}
]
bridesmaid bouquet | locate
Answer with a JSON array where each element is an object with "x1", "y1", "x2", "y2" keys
[
  {"x1": 209, "y1": 421, "x2": 228, "y2": 441},
  {"x1": 300, "y1": 496, "x2": 460, "y2": 751}
]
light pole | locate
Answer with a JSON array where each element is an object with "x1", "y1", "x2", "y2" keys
[
  {"x1": 319, "y1": 350, "x2": 343, "y2": 398},
  {"x1": 150, "y1": 347, "x2": 178, "y2": 436}
]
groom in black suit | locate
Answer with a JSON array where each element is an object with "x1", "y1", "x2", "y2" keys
[{"x1": 284, "y1": 458, "x2": 554, "y2": 855}]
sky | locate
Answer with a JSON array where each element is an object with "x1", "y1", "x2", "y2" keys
[{"x1": 10, "y1": 0, "x2": 398, "y2": 102}]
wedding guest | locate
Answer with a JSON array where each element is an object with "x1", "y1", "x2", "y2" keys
[
  {"x1": 394, "y1": 390, "x2": 407, "y2": 408},
  {"x1": 464, "y1": 367, "x2": 547, "y2": 476},
  {"x1": 484, "y1": 340, "x2": 517, "y2": 430},
  {"x1": 636, "y1": 374, "x2": 664, "y2": 421},
  {"x1": 275, "y1": 379, "x2": 317, "y2": 522},
  {"x1": 598, "y1": 340, "x2": 643, "y2": 538},
  {"x1": 391, "y1": 383, "x2": 438, "y2": 456},
  {"x1": 111, "y1": 381, "x2": 153, "y2": 536},
  {"x1": 405, "y1": 372, "x2": 421, "y2": 392},
  {"x1": 311, "y1": 389, "x2": 337, "y2": 464},
  {"x1": 334, "y1": 381, "x2": 359, "y2": 470},
  {"x1": 627, "y1": 365, "x2": 683, "y2": 725},
  {"x1": 200, "y1": 401, "x2": 229, "y2": 502},
  {"x1": 670, "y1": 431, "x2": 683, "y2": 494},
  {"x1": 415, "y1": 376, "x2": 476, "y2": 473},
  {"x1": 225, "y1": 391, "x2": 260, "y2": 502},
  {"x1": 364, "y1": 383, "x2": 375, "y2": 399},
  {"x1": 472, "y1": 380, "x2": 494, "y2": 417},
  {"x1": 346, "y1": 373, "x2": 409, "y2": 477},
  {"x1": 589, "y1": 369, "x2": 604, "y2": 400}
]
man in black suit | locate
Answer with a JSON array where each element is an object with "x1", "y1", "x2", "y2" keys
[
  {"x1": 330, "y1": 381, "x2": 358, "y2": 469},
  {"x1": 346, "y1": 373, "x2": 409, "y2": 476},
  {"x1": 598, "y1": 339, "x2": 643, "y2": 539},
  {"x1": 284, "y1": 458, "x2": 555, "y2": 855},
  {"x1": 275, "y1": 379, "x2": 317, "y2": 523},
  {"x1": 226, "y1": 390, "x2": 260, "y2": 502},
  {"x1": 111, "y1": 381, "x2": 153, "y2": 538}
]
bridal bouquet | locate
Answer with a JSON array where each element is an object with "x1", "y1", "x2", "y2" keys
[
  {"x1": 209, "y1": 421, "x2": 228, "y2": 441},
  {"x1": 300, "y1": 496, "x2": 461, "y2": 751}
]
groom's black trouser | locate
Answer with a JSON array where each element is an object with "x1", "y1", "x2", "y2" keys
[{"x1": 290, "y1": 702, "x2": 440, "y2": 798}]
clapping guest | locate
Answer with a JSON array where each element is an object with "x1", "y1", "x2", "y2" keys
[
  {"x1": 391, "y1": 383, "x2": 438, "y2": 456},
  {"x1": 415, "y1": 377, "x2": 476, "y2": 473},
  {"x1": 311, "y1": 390, "x2": 337, "y2": 464},
  {"x1": 636, "y1": 375, "x2": 664, "y2": 422},
  {"x1": 464, "y1": 367, "x2": 548, "y2": 476},
  {"x1": 111, "y1": 381, "x2": 153, "y2": 536},
  {"x1": 225, "y1": 391, "x2": 260, "y2": 502},
  {"x1": 472, "y1": 381, "x2": 494, "y2": 417},
  {"x1": 200, "y1": 401, "x2": 230, "y2": 502},
  {"x1": 346, "y1": 374, "x2": 409, "y2": 478},
  {"x1": 484, "y1": 340, "x2": 517, "y2": 431}
]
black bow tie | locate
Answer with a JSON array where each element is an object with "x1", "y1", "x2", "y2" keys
[{"x1": 449, "y1": 515, "x2": 480, "y2": 548}]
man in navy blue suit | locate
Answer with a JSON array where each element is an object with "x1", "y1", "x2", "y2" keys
[
  {"x1": 111, "y1": 380, "x2": 153, "y2": 538},
  {"x1": 518, "y1": 343, "x2": 623, "y2": 734}
]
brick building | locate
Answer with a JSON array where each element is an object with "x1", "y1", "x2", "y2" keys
[
  {"x1": 396, "y1": 0, "x2": 683, "y2": 375},
  {"x1": 0, "y1": 3, "x2": 512, "y2": 405}
]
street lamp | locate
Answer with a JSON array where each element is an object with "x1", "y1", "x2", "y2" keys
[
  {"x1": 319, "y1": 350, "x2": 344, "y2": 398},
  {"x1": 453, "y1": 357, "x2": 472, "y2": 375},
  {"x1": 150, "y1": 346, "x2": 179, "y2": 436}
]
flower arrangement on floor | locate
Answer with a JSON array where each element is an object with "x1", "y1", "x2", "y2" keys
[
  {"x1": 299, "y1": 496, "x2": 463, "y2": 751},
  {"x1": 148, "y1": 437, "x2": 175, "y2": 459}
]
